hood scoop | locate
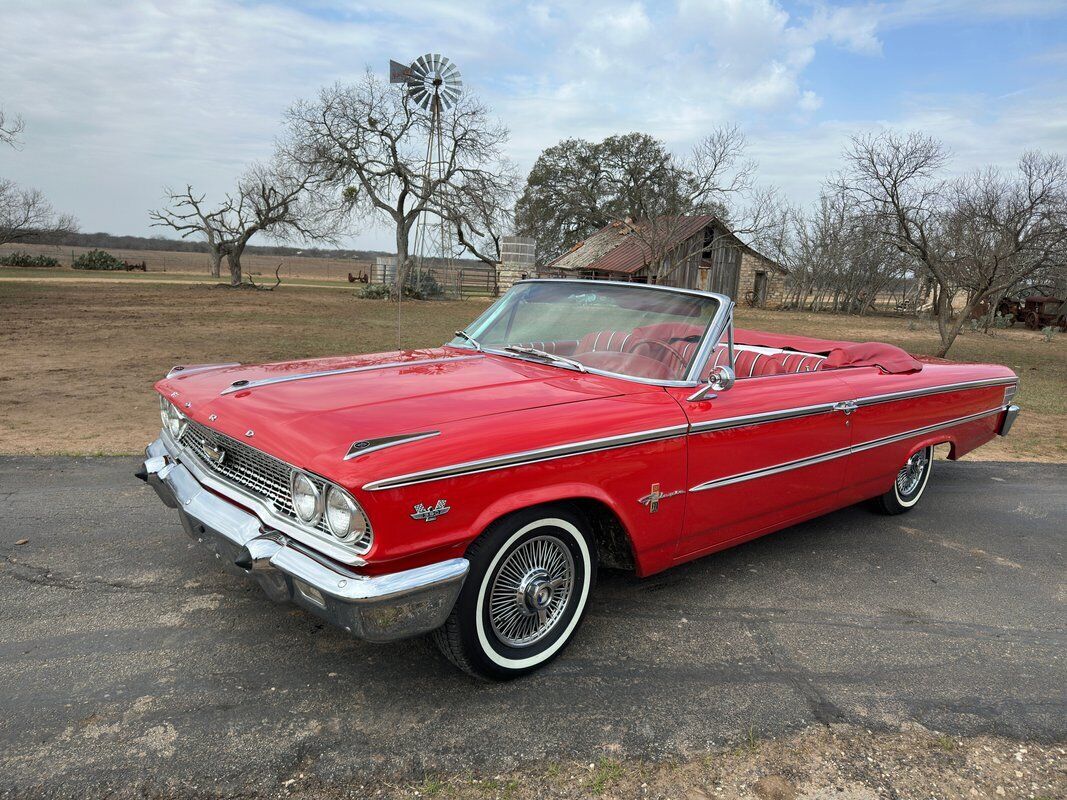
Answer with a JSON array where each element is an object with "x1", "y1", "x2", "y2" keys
[{"x1": 344, "y1": 431, "x2": 440, "y2": 460}]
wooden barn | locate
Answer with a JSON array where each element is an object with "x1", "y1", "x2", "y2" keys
[{"x1": 548, "y1": 215, "x2": 787, "y2": 306}]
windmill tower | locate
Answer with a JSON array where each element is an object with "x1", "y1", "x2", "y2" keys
[{"x1": 389, "y1": 54, "x2": 464, "y2": 298}]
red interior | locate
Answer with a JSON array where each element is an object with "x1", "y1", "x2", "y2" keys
[{"x1": 509, "y1": 325, "x2": 922, "y2": 381}]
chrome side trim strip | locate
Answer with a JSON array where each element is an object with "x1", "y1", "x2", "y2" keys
[
  {"x1": 853, "y1": 377, "x2": 1016, "y2": 407},
  {"x1": 344, "y1": 431, "x2": 440, "y2": 460},
  {"x1": 362, "y1": 424, "x2": 689, "y2": 492},
  {"x1": 159, "y1": 428, "x2": 368, "y2": 566},
  {"x1": 689, "y1": 401, "x2": 839, "y2": 434},
  {"x1": 848, "y1": 405, "x2": 1007, "y2": 455},
  {"x1": 219, "y1": 355, "x2": 483, "y2": 395},
  {"x1": 689, "y1": 378, "x2": 1017, "y2": 436},
  {"x1": 689, "y1": 404, "x2": 1008, "y2": 493},
  {"x1": 690, "y1": 445, "x2": 853, "y2": 492}
]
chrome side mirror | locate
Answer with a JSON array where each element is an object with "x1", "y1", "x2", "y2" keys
[{"x1": 687, "y1": 365, "x2": 735, "y2": 402}]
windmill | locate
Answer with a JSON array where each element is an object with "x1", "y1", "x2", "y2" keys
[{"x1": 389, "y1": 54, "x2": 464, "y2": 300}]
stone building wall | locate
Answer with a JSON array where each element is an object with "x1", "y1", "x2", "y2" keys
[
  {"x1": 496, "y1": 235, "x2": 537, "y2": 295},
  {"x1": 738, "y1": 250, "x2": 788, "y2": 307}
]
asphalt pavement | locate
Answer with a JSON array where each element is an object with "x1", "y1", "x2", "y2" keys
[{"x1": 0, "y1": 456, "x2": 1063, "y2": 797}]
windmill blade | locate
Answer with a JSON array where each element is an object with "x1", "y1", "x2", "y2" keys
[{"x1": 398, "y1": 53, "x2": 464, "y2": 113}]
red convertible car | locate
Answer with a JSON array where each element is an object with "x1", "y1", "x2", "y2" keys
[{"x1": 139, "y1": 280, "x2": 1020, "y2": 679}]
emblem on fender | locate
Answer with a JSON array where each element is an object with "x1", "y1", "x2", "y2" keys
[
  {"x1": 638, "y1": 483, "x2": 685, "y2": 513},
  {"x1": 411, "y1": 500, "x2": 450, "y2": 522}
]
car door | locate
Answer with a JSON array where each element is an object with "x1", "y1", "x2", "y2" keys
[{"x1": 666, "y1": 370, "x2": 855, "y2": 559}]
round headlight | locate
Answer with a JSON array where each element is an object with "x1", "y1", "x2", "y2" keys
[
  {"x1": 325, "y1": 486, "x2": 369, "y2": 544},
  {"x1": 160, "y1": 397, "x2": 186, "y2": 440},
  {"x1": 290, "y1": 471, "x2": 322, "y2": 524}
]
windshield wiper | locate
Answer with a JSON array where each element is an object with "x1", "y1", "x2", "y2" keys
[
  {"x1": 453, "y1": 329, "x2": 482, "y2": 351},
  {"x1": 502, "y1": 345, "x2": 588, "y2": 373}
]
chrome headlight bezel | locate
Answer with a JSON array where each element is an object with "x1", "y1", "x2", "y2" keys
[
  {"x1": 324, "y1": 485, "x2": 370, "y2": 545},
  {"x1": 290, "y1": 470, "x2": 323, "y2": 525},
  {"x1": 159, "y1": 395, "x2": 187, "y2": 440}
]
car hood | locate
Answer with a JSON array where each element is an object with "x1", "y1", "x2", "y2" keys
[{"x1": 156, "y1": 347, "x2": 650, "y2": 474}]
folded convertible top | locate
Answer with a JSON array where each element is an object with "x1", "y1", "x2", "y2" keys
[{"x1": 734, "y1": 328, "x2": 923, "y2": 374}]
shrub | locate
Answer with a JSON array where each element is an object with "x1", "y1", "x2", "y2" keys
[
  {"x1": 1041, "y1": 325, "x2": 1058, "y2": 343},
  {"x1": 404, "y1": 269, "x2": 442, "y2": 299},
  {"x1": 356, "y1": 271, "x2": 444, "y2": 300},
  {"x1": 0, "y1": 251, "x2": 61, "y2": 268},
  {"x1": 356, "y1": 283, "x2": 392, "y2": 299},
  {"x1": 72, "y1": 249, "x2": 125, "y2": 270}
]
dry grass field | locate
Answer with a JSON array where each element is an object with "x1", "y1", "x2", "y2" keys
[
  {"x1": 0, "y1": 241, "x2": 370, "y2": 282},
  {"x1": 0, "y1": 278, "x2": 1062, "y2": 459}
]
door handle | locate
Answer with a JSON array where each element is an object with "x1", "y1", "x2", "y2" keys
[{"x1": 833, "y1": 400, "x2": 858, "y2": 415}]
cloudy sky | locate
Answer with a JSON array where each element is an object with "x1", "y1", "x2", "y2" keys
[{"x1": 2, "y1": 0, "x2": 1065, "y2": 251}]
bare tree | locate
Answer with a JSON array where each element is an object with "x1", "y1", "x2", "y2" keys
[
  {"x1": 282, "y1": 70, "x2": 511, "y2": 293},
  {"x1": 220, "y1": 163, "x2": 329, "y2": 285},
  {"x1": 766, "y1": 189, "x2": 909, "y2": 314},
  {"x1": 440, "y1": 164, "x2": 519, "y2": 266},
  {"x1": 838, "y1": 132, "x2": 1067, "y2": 355},
  {"x1": 634, "y1": 129, "x2": 778, "y2": 286},
  {"x1": 150, "y1": 162, "x2": 328, "y2": 286},
  {"x1": 1, "y1": 108, "x2": 77, "y2": 245},
  {"x1": 0, "y1": 179, "x2": 78, "y2": 247},
  {"x1": 149, "y1": 186, "x2": 229, "y2": 278},
  {"x1": 0, "y1": 107, "x2": 24, "y2": 148}
]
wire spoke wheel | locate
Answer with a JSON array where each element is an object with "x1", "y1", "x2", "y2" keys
[
  {"x1": 489, "y1": 535, "x2": 574, "y2": 648},
  {"x1": 896, "y1": 449, "x2": 929, "y2": 497}
]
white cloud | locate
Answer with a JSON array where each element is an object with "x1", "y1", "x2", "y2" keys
[{"x1": 0, "y1": 0, "x2": 1063, "y2": 251}]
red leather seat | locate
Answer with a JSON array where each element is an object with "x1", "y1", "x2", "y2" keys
[
  {"x1": 775, "y1": 352, "x2": 827, "y2": 373},
  {"x1": 515, "y1": 339, "x2": 579, "y2": 356},
  {"x1": 733, "y1": 349, "x2": 785, "y2": 378},
  {"x1": 576, "y1": 330, "x2": 634, "y2": 354},
  {"x1": 702, "y1": 346, "x2": 783, "y2": 379}
]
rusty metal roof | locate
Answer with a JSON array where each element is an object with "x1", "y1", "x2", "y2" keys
[{"x1": 549, "y1": 215, "x2": 785, "y2": 275}]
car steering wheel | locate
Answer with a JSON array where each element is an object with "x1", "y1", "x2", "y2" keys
[{"x1": 625, "y1": 339, "x2": 688, "y2": 370}]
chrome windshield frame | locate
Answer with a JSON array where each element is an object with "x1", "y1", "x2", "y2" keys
[{"x1": 448, "y1": 279, "x2": 734, "y2": 388}]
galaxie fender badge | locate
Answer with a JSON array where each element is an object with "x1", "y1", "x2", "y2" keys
[
  {"x1": 638, "y1": 483, "x2": 685, "y2": 513},
  {"x1": 411, "y1": 500, "x2": 450, "y2": 522}
]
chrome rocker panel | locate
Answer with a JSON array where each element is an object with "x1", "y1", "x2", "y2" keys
[{"x1": 141, "y1": 438, "x2": 468, "y2": 643}]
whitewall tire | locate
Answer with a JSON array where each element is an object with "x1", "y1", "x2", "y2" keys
[
  {"x1": 876, "y1": 446, "x2": 933, "y2": 515},
  {"x1": 432, "y1": 506, "x2": 597, "y2": 680}
]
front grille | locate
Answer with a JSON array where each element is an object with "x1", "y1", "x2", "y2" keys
[{"x1": 177, "y1": 419, "x2": 371, "y2": 551}]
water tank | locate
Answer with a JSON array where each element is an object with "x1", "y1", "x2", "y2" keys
[{"x1": 500, "y1": 236, "x2": 536, "y2": 266}]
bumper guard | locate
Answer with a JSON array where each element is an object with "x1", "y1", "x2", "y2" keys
[{"x1": 139, "y1": 438, "x2": 468, "y2": 642}]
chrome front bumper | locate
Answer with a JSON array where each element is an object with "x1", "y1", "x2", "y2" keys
[{"x1": 139, "y1": 438, "x2": 468, "y2": 642}]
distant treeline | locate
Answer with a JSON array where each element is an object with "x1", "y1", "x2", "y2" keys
[{"x1": 30, "y1": 231, "x2": 391, "y2": 261}]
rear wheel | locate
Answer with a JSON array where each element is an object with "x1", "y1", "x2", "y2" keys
[
  {"x1": 433, "y1": 506, "x2": 597, "y2": 680},
  {"x1": 876, "y1": 446, "x2": 933, "y2": 515}
]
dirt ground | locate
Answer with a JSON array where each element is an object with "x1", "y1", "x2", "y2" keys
[
  {"x1": 0, "y1": 279, "x2": 1062, "y2": 459},
  {"x1": 344, "y1": 725, "x2": 1065, "y2": 800}
]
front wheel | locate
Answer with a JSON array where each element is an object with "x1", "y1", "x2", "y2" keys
[
  {"x1": 433, "y1": 506, "x2": 597, "y2": 680},
  {"x1": 876, "y1": 445, "x2": 933, "y2": 515}
]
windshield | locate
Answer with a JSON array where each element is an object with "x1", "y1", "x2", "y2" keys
[{"x1": 450, "y1": 281, "x2": 723, "y2": 382}]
